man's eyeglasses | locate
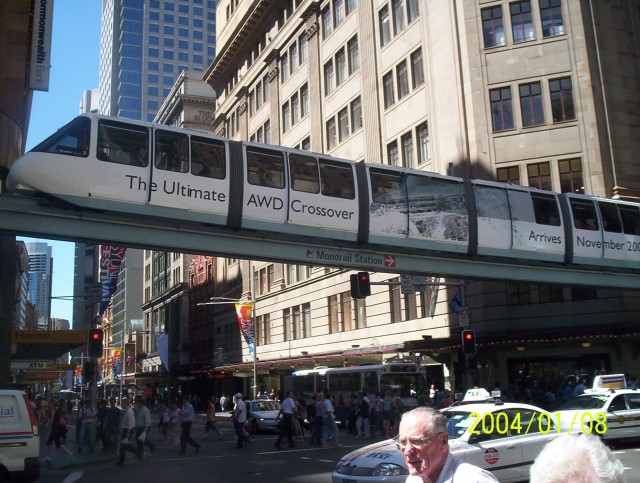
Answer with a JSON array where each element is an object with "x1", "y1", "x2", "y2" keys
[{"x1": 394, "y1": 432, "x2": 445, "y2": 451}]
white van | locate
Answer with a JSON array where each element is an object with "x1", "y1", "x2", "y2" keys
[{"x1": 0, "y1": 390, "x2": 41, "y2": 482}]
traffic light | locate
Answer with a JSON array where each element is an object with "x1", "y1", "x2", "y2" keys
[
  {"x1": 461, "y1": 329, "x2": 476, "y2": 355},
  {"x1": 350, "y1": 271, "x2": 371, "y2": 299},
  {"x1": 87, "y1": 328, "x2": 103, "y2": 358}
]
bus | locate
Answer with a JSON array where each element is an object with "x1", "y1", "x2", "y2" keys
[{"x1": 292, "y1": 363, "x2": 440, "y2": 425}]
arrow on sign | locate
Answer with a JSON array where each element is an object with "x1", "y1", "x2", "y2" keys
[{"x1": 384, "y1": 255, "x2": 396, "y2": 267}]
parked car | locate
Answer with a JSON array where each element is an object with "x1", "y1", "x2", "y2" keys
[
  {"x1": 333, "y1": 399, "x2": 560, "y2": 482},
  {"x1": 245, "y1": 399, "x2": 282, "y2": 434},
  {"x1": 0, "y1": 389, "x2": 41, "y2": 482}
]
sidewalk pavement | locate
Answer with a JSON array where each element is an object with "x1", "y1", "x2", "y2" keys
[{"x1": 40, "y1": 412, "x2": 232, "y2": 471}]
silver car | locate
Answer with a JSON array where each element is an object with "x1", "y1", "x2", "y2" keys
[{"x1": 246, "y1": 399, "x2": 282, "y2": 433}]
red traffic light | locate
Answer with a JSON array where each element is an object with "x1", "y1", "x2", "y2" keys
[
  {"x1": 461, "y1": 329, "x2": 476, "y2": 355},
  {"x1": 87, "y1": 328, "x2": 103, "y2": 358},
  {"x1": 350, "y1": 271, "x2": 371, "y2": 299},
  {"x1": 91, "y1": 332, "x2": 101, "y2": 340}
]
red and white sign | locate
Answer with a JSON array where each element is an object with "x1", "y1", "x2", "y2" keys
[
  {"x1": 484, "y1": 448, "x2": 500, "y2": 465},
  {"x1": 384, "y1": 255, "x2": 396, "y2": 267}
]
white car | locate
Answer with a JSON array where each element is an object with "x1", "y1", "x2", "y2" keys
[
  {"x1": 552, "y1": 388, "x2": 640, "y2": 443},
  {"x1": 333, "y1": 401, "x2": 559, "y2": 483},
  {"x1": 0, "y1": 390, "x2": 40, "y2": 482},
  {"x1": 245, "y1": 399, "x2": 282, "y2": 433}
]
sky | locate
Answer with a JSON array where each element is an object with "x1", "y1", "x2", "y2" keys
[{"x1": 17, "y1": 1, "x2": 102, "y2": 324}]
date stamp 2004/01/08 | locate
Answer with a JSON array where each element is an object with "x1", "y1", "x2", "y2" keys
[{"x1": 467, "y1": 411, "x2": 607, "y2": 436}]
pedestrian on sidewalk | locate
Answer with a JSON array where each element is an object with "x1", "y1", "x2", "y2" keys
[
  {"x1": 179, "y1": 397, "x2": 201, "y2": 455},
  {"x1": 45, "y1": 400, "x2": 74, "y2": 465},
  {"x1": 77, "y1": 399, "x2": 97, "y2": 453},
  {"x1": 232, "y1": 393, "x2": 250, "y2": 449},
  {"x1": 356, "y1": 392, "x2": 371, "y2": 438},
  {"x1": 158, "y1": 401, "x2": 171, "y2": 443},
  {"x1": 134, "y1": 396, "x2": 156, "y2": 457},
  {"x1": 103, "y1": 397, "x2": 121, "y2": 453},
  {"x1": 116, "y1": 398, "x2": 140, "y2": 465},
  {"x1": 169, "y1": 400, "x2": 182, "y2": 450},
  {"x1": 203, "y1": 398, "x2": 223, "y2": 439}
]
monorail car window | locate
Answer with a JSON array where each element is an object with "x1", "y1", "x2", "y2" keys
[
  {"x1": 31, "y1": 116, "x2": 91, "y2": 157},
  {"x1": 190, "y1": 137, "x2": 226, "y2": 179},
  {"x1": 155, "y1": 130, "x2": 189, "y2": 173},
  {"x1": 247, "y1": 147, "x2": 284, "y2": 188},
  {"x1": 97, "y1": 120, "x2": 149, "y2": 167},
  {"x1": 508, "y1": 190, "x2": 536, "y2": 223},
  {"x1": 531, "y1": 193, "x2": 561, "y2": 226},
  {"x1": 619, "y1": 205, "x2": 640, "y2": 235},
  {"x1": 289, "y1": 153, "x2": 320, "y2": 193},
  {"x1": 570, "y1": 198, "x2": 599, "y2": 230},
  {"x1": 597, "y1": 201, "x2": 622, "y2": 233},
  {"x1": 319, "y1": 160, "x2": 355, "y2": 199},
  {"x1": 370, "y1": 169, "x2": 404, "y2": 204},
  {"x1": 474, "y1": 185, "x2": 510, "y2": 220}
]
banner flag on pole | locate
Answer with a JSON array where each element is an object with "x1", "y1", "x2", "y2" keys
[
  {"x1": 99, "y1": 246, "x2": 126, "y2": 316},
  {"x1": 235, "y1": 303, "x2": 256, "y2": 359}
]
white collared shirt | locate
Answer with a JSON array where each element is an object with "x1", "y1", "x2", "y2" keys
[{"x1": 405, "y1": 453, "x2": 498, "y2": 483}]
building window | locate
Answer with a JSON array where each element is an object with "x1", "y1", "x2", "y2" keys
[
  {"x1": 510, "y1": 1, "x2": 535, "y2": 43},
  {"x1": 328, "y1": 293, "x2": 354, "y2": 333},
  {"x1": 336, "y1": 48, "x2": 346, "y2": 86},
  {"x1": 387, "y1": 140, "x2": 399, "y2": 166},
  {"x1": 350, "y1": 97, "x2": 362, "y2": 132},
  {"x1": 407, "y1": 0, "x2": 419, "y2": 23},
  {"x1": 291, "y1": 93, "x2": 300, "y2": 125},
  {"x1": 527, "y1": 161, "x2": 552, "y2": 191},
  {"x1": 333, "y1": 0, "x2": 345, "y2": 28},
  {"x1": 282, "y1": 103, "x2": 290, "y2": 132},
  {"x1": 519, "y1": 82, "x2": 545, "y2": 126},
  {"x1": 558, "y1": 158, "x2": 584, "y2": 194},
  {"x1": 497, "y1": 165, "x2": 521, "y2": 185},
  {"x1": 326, "y1": 118, "x2": 337, "y2": 150},
  {"x1": 281, "y1": 52, "x2": 289, "y2": 82},
  {"x1": 538, "y1": 284, "x2": 564, "y2": 303},
  {"x1": 411, "y1": 48, "x2": 424, "y2": 88},
  {"x1": 540, "y1": 0, "x2": 564, "y2": 37},
  {"x1": 289, "y1": 42, "x2": 298, "y2": 74},
  {"x1": 401, "y1": 132, "x2": 413, "y2": 168},
  {"x1": 379, "y1": 6, "x2": 391, "y2": 46},
  {"x1": 322, "y1": 7, "x2": 332, "y2": 39},
  {"x1": 338, "y1": 107, "x2": 349, "y2": 142},
  {"x1": 549, "y1": 77, "x2": 575, "y2": 122},
  {"x1": 300, "y1": 84, "x2": 309, "y2": 117},
  {"x1": 392, "y1": 0, "x2": 406, "y2": 35},
  {"x1": 490, "y1": 87, "x2": 514, "y2": 131},
  {"x1": 324, "y1": 61, "x2": 335, "y2": 95},
  {"x1": 416, "y1": 122, "x2": 428, "y2": 165},
  {"x1": 299, "y1": 32, "x2": 308, "y2": 64},
  {"x1": 383, "y1": 71, "x2": 395, "y2": 108},
  {"x1": 396, "y1": 60, "x2": 409, "y2": 100},
  {"x1": 482, "y1": 6, "x2": 506, "y2": 48},
  {"x1": 347, "y1": 36, "x2": 359, "y2": 74}
]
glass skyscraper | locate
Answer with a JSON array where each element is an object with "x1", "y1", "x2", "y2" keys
[
  {"x1": 99, "y1": 0, "x2": 216, "y2": 121},
  {"x1": 25, "y1": 242, "x2": 53, "y2": 330}
]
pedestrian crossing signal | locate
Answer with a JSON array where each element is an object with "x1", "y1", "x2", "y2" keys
[{"x1": 350, "y1": 272, "x2": 371, "y2": 299}]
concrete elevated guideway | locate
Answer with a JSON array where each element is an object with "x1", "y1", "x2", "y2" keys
[{"x1": 0, "y1": 193, "x2": 638, "y2": 290}]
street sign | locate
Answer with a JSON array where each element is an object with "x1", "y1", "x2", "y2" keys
[
  {"x1": 401, "y1": 274, "x2": 414, "y2": 294},
  {"x1": 458, "y1": 306, "x2": 469, "y2": 327}
]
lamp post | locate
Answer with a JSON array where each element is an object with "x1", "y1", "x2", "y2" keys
[{"x1": 198, "y1": 266, "x2": 258, "y2": 399}]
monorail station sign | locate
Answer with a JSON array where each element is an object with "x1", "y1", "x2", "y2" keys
[{"x1": 11, "y1": 330, "x2": 87, "y2": 361}]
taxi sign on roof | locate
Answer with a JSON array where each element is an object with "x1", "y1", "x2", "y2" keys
[
  {"x1": 592, "y1": 374, "x2": 626, "y2": 390},
  {"x1": 463, "y1": 388, "x2": 491, "y2": 401}
]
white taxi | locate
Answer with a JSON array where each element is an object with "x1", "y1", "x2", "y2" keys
[
  {"x1": 552, "y1": 387, "x2": 640, "y2": 443},
  {"x1": 332, "y1": 399, "x2": 559, "y2": 483}
]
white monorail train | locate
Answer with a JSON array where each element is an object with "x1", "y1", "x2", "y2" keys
[{"x1": 6, "y1": 113, "x2": 640, "y2": 271}]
